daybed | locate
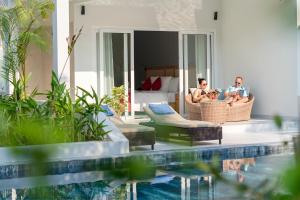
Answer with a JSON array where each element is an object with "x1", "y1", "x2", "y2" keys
[
  {"x1": 185, "y1": 93, "x2": 255, "y2": 123},
  {"x1": 143, "y1": 104, "x2": 222, "y2": 145}
]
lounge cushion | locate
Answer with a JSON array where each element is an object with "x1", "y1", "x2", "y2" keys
[
  {"x1": 149, "y1": 103, "x2": 174, "y2": 115},
  {"x1": 144, "y1": 106, "x2": 216, "y2": 128},
  {"x1": 101, "y1": 105, "x2": 114, "y2": 116},
  {"x1": 117, "y1": 124, "x2": 155, "y2": 133}
]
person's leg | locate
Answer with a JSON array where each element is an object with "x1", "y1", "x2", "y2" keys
[{"x1": 235, "y1": 97, "x2": 249, "y2": 104}]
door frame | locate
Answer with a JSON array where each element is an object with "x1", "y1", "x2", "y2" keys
[
  {"x1": 96, "y1": 29, "x2": 135, "y2": 118},
  {"x1": 178, "y1": 31, "x2": 216, "y2": 115},
  {"x1": 95, "y1": 27, "x2": 217, "y2": 117}
]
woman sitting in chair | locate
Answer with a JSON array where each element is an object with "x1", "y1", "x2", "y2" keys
[{"x1": 192, "y1": 78, "x2": 209, "y2": 103}]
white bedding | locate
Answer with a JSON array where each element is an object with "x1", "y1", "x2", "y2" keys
[{"x1": 133, "y1": 91, "x2": 176, "y2": 112}]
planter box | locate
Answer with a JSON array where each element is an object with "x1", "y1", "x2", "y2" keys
[{"x1": 0, "y1": 113, "x2": 129, "y2": 165}]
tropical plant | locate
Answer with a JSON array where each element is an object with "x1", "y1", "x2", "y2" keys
[
  {"x1": 0, "y1": 0, "x2": 54, "y2": 100},
  {"x1": 104, "y1": 85, "x2": 127, "y2": 115},
  {"x1": 0, "y1": 0, "x2": 108, "y2": 146}
]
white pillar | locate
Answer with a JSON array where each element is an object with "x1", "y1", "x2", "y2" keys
[
  {"x1": 52, "y1": 0, "x2": 70, "y2": 87},
  {"x1": 297, "y1": 1, "x2": 300, "y2": 116},
  {"x1": 186, "y1": 178, "x2": 191, "y2": 200},
  {"x1": 132, "y1": 182, "x2": 137, "y2": 200},
  {"x1": 181, "y1": 177, "x2": 186, "y2": 200}
]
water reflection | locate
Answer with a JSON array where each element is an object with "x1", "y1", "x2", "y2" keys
[
  {"x1": 223, "y1": 158, "x2": 256, "y2": 183},
  {"x1": 0, "y1": 157, "x2": 282, "y2": 200}
]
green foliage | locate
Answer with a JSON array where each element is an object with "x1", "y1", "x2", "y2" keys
[
  {"x1": 273, "y1": 115, "x2": 283, "y2": 129},
  {"x1": 104, "y1": 85, "x2": 126, "y2": 115},
  {"x1": 0, "y1": 1, "x2": 108, "y2": 147},
  {"x1": 75, "y1": 86, "x2": 109, "y2": 141},
  {"x1": 0, "y1": 0, "x2": 54, "y2": 99},
  {"x1": 0, "y1": 71, "x2": 109, "y2": 147}
]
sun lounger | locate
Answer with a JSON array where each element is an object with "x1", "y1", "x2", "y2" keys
[
  {"x1": 102, "y1": 106, "x2": 155, "y2": 150},
  {"x1": 143, "y1": 104, "x2": 222, "y2": 145}
]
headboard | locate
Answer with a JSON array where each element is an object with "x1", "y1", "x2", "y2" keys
[{"x1": 145, "y1": 65, "x2": 179, "y2": 77}]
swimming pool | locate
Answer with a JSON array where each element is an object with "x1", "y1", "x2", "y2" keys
[{"x1": 0, "y1": 153, "x2": 294, "y2": 200}]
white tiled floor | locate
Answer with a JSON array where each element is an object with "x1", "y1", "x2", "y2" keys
[{"x1": 128, "y1": 118, "x2": 299, "y2": 152}]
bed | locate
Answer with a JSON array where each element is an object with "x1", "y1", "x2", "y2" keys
[{"x1": 133, "y1": 66, "x2": 179, "y2": 112}]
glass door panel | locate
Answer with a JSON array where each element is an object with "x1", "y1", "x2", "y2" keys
[
  {"x1": 97, "y1": 31, "x2": 134, "y2": 118},
  {"x1": 181, "y1": 33, "x2": 213, "y2": 113}
]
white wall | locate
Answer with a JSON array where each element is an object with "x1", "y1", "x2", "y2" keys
[
  {"x1": 73, "y1": 0, "x2": 222, "y2": 92},
  {"x1": 220, "y1": 0, "x2": 298, "y2": 118},
  {"x1": 297, "y1": 0, "x2": 300, "y2": 27}
]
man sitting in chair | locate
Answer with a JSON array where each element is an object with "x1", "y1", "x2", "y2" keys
[{"x1": 224, "y1": 76, "x2": 249, "y2": 106}]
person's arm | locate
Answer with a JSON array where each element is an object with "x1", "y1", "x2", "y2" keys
[
  {"x1": 192, "y1": 89, "x2": 201, "y2": 102},
  {"x1": 193, "y1": 89, "x2": 206, "y2": 102},
  {"x1": 224, "y1": 87, "x2": 231, "y2": 97}
]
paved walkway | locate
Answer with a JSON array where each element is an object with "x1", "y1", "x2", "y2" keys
[{"x1": 128, "y1": 118, "x2": 299, "y2": 152}]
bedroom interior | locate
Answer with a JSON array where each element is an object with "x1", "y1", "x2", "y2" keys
[
  {"x1": 97, "y1": 29, "x2": 212, "y2": 118},
  {"x1": 134, "y1": 31, "x2": 180, "y2": 113}
]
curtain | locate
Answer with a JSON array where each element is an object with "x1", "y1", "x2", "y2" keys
[
  {"x1": 195, "y1": 34, "x2": 207, "y2": 81},
  {"x1": 103, "y1": 33, "x2": 114, "y2": 96}
]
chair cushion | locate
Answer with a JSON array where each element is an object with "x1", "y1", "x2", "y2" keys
[
  {"x1": 100, "y1": 105, "x2": 114, "y2": 116},
  {"x1": 149, "y1": 103, "x2": 175, "y2": 115}
]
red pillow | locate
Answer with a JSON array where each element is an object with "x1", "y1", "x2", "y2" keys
[
  {"x1": 141, "y1": 77, "x2": 151, "y2": 90},
  {"x1": 151, "y1": 77, "x2": 161, "y2": 90}
]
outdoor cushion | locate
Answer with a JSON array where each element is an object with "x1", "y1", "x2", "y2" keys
[
  {"x1": 151, "y1": 77, "x2": 162, "y2": 90},
  {"x1": 101, "y1": 105, "x2": 114, "y2": 116},
  {"x1": 149, "y1": 103, "x2": 175, "y2": 115},
  {"x1": 117, "y1": 124, "x2": 155, "y2": 133},
  {"x1": 144, "y1": 106, "x2": 216, "y2": 128}
]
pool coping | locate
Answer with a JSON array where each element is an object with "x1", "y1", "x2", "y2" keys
[{"x1": 0, "y1": 141, "x2": 294, "y2": 180}]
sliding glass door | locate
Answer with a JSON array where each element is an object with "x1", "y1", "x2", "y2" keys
[
  {"x1": 0, "y1": 37, "x2": 7, "y2": 94},
  {"x1": 179, "y1": 32, "x2": 214, "y2": 114},
  {"x1": 97, "y1": 30, "x2": 134, "y2": 118}
]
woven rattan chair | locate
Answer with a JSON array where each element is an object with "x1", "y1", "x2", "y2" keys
[
  {"x1": 199, "y1": 100, "x2": 228, "y2": 124},
  {"x1": 226, "y1": 94, "x2": 255, "y2": 122},
  {"x1": 185, "y1": 93, "x2": 255, "y2": 123},
  {"x1": 185, "y1": 94, "x2": 202, "y2": 120},
  {"x1": 185, "y1": 94, "x2": 228, "y2": 124}
]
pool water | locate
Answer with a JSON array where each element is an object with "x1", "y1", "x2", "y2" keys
[{"x1": 0, "y1": 153, "x2": 294, "y2": 200}]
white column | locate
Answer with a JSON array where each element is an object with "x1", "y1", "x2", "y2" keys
[
  {"x1": 181, "y1": 177, "x2": 186, "y2": 200},
  {"x1": 52, "y1": 0, "x2": 70, "y2": 87},
  {"x1": 186, "y1": 178, "x2": 191, "y2": 200},
  {"x1": 297, "y1": 1, "x2": 300, "y2": 115},
  {"x1": 11, "y1": 188, "x2": 16, "y2": 200},
  {"x1": 178, "y1": 33, "x2": 184, "y2": 115},
  {"x1": 132, "y1": 182, "x2": 137, "y2": 200}
]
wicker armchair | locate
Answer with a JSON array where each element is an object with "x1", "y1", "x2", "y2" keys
[
  {"x1": 185, "y1": 94, "x2": 201, "y2": 120},
  {"x1": 185, "y1": 93, "x2": 254, "y2": 123},
  {"x1": 185, "y1": 94, "x2": 228, "y2": 124},
  {"x1": 226, "y1": 94, "x2": 254, "y2": 122}
]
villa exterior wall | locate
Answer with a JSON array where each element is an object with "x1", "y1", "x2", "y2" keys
[
  {"x1": 72, "y1": 0, "x2": 222, "y2": 93},
  {"x1": 220, "y1": 0, "x2": 298, "y2": 118}
]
